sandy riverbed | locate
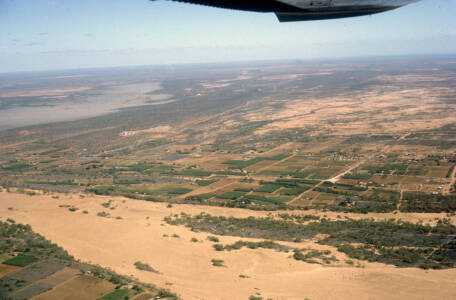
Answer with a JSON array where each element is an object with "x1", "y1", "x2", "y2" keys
[{"x1": 1, "y1": 190, "x2": 455, "y2": 300}]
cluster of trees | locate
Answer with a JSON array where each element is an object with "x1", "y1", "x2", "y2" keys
[
  {"x1": 213, "y1": 240, "x2": 288, "y2": 252},
  {"x1": 401, "y1": 192, "x2": 456, "y2": 212},
  {"x1": 0, "y1": 219, "x2": 73, "y2": 262},
  {"x1": 276, "y1": 213, "x2": 320, "y2": 223},
  {"x1": 337, "y1": 242, "x2": 455, "y2": 269},
  {"x1": 164, "y1": 213, "x2": 456, "y2": 268},
  {"x1": 362, "y1": 164, "x2": 407, "y2": 175},
  {"x1": 293, "y1": 249, "x2": 338, "y2": 265}
]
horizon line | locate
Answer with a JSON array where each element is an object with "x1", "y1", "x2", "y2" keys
[{"x1": 1, "y1": 52, "x2": 456, "y2": 76}]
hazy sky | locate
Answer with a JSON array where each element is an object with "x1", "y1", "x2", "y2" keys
[{"x1": 1, "y1": 0, "x2": 455, "y2": 72}]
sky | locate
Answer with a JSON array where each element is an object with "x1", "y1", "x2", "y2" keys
[{"x1": 1, "y1": 0, "x2": 455, "y2": 73}]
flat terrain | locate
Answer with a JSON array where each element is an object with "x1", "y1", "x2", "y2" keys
[
  {"x1": 1, "y1": 190, "x2": 456, "y2": 300},
  {"x1": 1, "y1": 56, "x2": 456, "y2": 299}
]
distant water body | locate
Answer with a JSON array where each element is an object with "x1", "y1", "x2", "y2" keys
[{"x1": 0, "y1": 82, "x2": 173, "y2": 131}]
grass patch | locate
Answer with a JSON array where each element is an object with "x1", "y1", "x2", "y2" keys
[
  {"x1": 114, "y1": 178, "x2": 141, "y2": 185},
  {"x1": 166, "y1": 187, "x2": 192, "y2": 195},
  {"x1": 342, "y1": 173, "x2": 372, "y2": 180},
  {"x1": 218, "y1": 191, "x2": 246, "y2": 200},
  {"x1": 145, "y1": 165, "x2": 174, "y2": 173},
  {"x1": 3, "y1": 254, "x2": 38, "y2": 267},
  {"x1": 267, "y1": 153, "x2": 290, "y2": 160},
  {"x1": 254, "y1": 184, "x2": 281, "y2": 193},
  {"x1": 168, "y1": 169, "x2": 211, "y2": 177},
  {"x1": 242, "y1": 194, "x2": 289, "y2": 205},
  {"x1": 98, "y1": 289, "x2": 130, "y2": 300},
  {"x1": 25, "y1": 180, "x2": 78, "y2": 186},
  {"x1": 1, "y1": 163, "x2": 31, "y2": 170},
  {"x1": 234, "y1": 187, "x2": 253, "y2": 192},
  {"x1": 223, "y1": 157, "x2": 265, "y2": 169},
  {"x1": 278, "y1": 187, "x2": 308, "y2": 196},
  {"x1": 215, "y1": 170, "x2": 245, "y2": 176},
  {"x1": 196, "y1": 179, "x2": 217, "y2": 186}
]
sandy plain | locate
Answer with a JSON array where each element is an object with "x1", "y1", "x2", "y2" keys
[{"x1": 1, "y1": 190, "x2": 455, "y2": 300}]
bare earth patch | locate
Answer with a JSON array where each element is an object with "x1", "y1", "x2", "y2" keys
[{"x1": 0, "y1": 264, "x2": 21, "y2": 277}]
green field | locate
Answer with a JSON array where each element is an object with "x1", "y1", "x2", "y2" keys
[
  {"x1": 98, "y1": 289, "x2": 130, "y2": 300},
  {"x1": 3, "y1": 254, "x2": 38, "y2": 267}
]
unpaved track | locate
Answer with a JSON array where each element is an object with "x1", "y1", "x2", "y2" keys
[
  {"x1": 289, "y1": 150, "x2": 377, "y2": 204},
  {"x1": 290, "y1": 135, "x2": 410, "y2": 205},
  {"x1": 443, "y1": 164, "x2": 456, "y2": 195},
  {"x1": 1, "y1": 191, "x2": 456, "y2": 300}
]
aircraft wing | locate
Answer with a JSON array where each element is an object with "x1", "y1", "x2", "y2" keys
[{"x1": 158, "y1": 0, "x2": 420, "y2": 22}]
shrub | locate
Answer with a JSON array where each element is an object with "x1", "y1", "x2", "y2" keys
[
  {"x1": 207, "y1": 235, "x2": 219, "y2": 243},
  {"x1": 134, "y1": 261, "x2": 159, "y2": 273},
  {"x1": 157, "y1": 289, "x2": 181, "y2": 300},
  {"x1": 213, "y1": 244, "x2": 224, "y2": 251},
  {"x1": 211, "y1": 259, "x2": 225, "y2": 267}
]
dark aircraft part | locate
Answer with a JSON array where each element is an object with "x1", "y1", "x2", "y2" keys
[
  {"x1": 166, "y1": 0, "x2": 302, "y2": 12},
  {"x1": 159, "y1": 0, "x2": 418, "y2": 21},
  {"x1": 275, "y1": 6, "x2": 396, "y2": 22}
]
